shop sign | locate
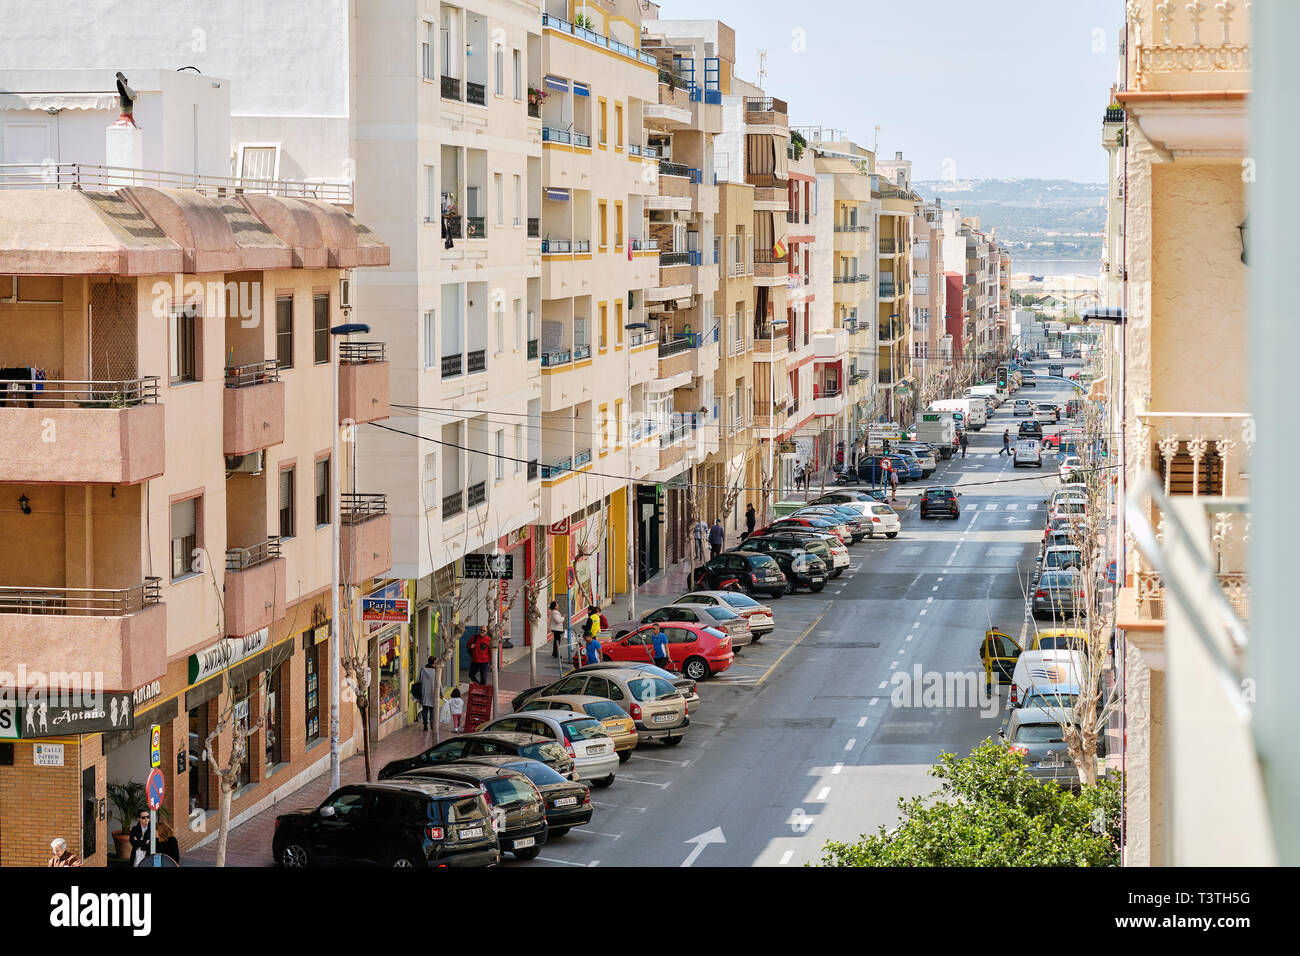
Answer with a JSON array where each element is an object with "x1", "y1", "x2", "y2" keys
[
  {"x1": 463, "y1": 553, "x2": 514, "y2": 579},
  {"x1": 3, "y1": 693, "x2": 135, "y2": 739},
  {"x1": 188, "y1": 628, "x2": 270, "y2": 684},
  {"x1": 362, "y1": 597, "x2": 411, "y2": 623},
  {"x1": 133, "y1": 680, "x2": 162, "y2": 708},
  {"x1": 549, "y1": 518, "x2": 570, "y2": 535},
  {"x1": 0, "y1": 703, "x2": 18, "y2": 740},
  {"x1": 508, "y1": 526, "x2": 530, "y2": 547},
  {"x1": 313, "y1": 624, "x2": 330, "y2": 645},
  {"x1": 34, "y1": 743, "x2": 64, "y2": 767}
]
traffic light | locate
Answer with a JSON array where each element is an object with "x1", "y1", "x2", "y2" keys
[{"x1": 996, "y1": 366, "x2": 1008, "y2": 390}]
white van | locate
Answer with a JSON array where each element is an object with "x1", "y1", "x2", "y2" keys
[
  {"x1": 1010, "y1": 649, "x2": 1085, "y2": 708},
  {"x1": 930, "y1": 398, "x2": 986, "y2": 431},
  {"x1": 966, "y1": 384, "x2": 1001, "y2": 408}
]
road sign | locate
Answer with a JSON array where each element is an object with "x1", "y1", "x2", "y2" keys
[
  {"x1": 150, "y1": 724, "x2": 161, "y2": 768},
  {"x1": 1106, "y1": 560, "x2": 1117, "y2": 584},
  {"x1": 146, "y1": 768, "x2": 165, "y2": 811}
]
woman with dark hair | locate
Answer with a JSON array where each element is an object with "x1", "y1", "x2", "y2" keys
[{"x1": 548, "y1": 600, "x2": 564, "y2": 658}]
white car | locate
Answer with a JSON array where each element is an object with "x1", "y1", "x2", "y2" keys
[
  {"x1": 1050, "y1": 496, "x2": 1089, "y2": 521},
  {"x1": 1010, "y1": 650, "x2": 1086, "y2": 709},
  {"x1": 1013, "y1": 399, "x2": 1033, "y2": 416},
  {"x1": 863, "y1": 502, "x2": 901, "y2": 538},
  {"x1": 1013, "y1": 439, "x2": 1043, "y2": 468},
  {"x1": 1048, "y1": 484, "x2": 1088, "y2": 511},
  {"x1": 479, "y1": 710, "x2": 620, "y2": 787},
  {"x1": 1034, "y1": 404, "x2": 1059, "y2": 424},
  {"x1": 1058, "y1": 456, "x2": 1084, "y2": 482}
]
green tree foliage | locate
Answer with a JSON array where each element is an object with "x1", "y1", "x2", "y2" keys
[{"x1": 816, "y1": 742, "x2": 1120, "y2": 867}]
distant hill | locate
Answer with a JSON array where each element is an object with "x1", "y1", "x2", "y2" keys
[{"x1": 912, "y1": 178, "x2": 1106, "y2": 260}]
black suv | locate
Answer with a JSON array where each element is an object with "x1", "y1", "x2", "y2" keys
[
  {"x1": 393, "y1": 765, "x2": 549, "y2": 860},
  {"x1": 447, "y1": 755, "x2": 592, "y2": 837},
  {"x1": 378, "y1": 732, "x2": 574, "y2": 781},
  {"x1": 273, "y1": 779, "x2": 499, "y2": 867},
  {"x1": 742, "y1": 533, "x2": 841, "y2": 577},
  {"x1": 689, "y1": 550, "x2": 786, "y2": 597},
  {"x1": 919, "y1": 486, "x2": 960, "y2": 519},
  {"x1": 1018, "y1": 420, "x2": 1044, "y2": 440},
  {"x1": 763, "y1": 548, "x2": 828, "y2": 593}
]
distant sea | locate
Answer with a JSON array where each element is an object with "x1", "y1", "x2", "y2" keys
[{"x1": 1011, "y1": 259, "x2": 1101, "y2": 278}]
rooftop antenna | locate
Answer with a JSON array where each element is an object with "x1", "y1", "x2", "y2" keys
[
  {"x1": 873, "y1": 124, "x2": 880, "y2": 156},
  {"x1": 757, "y1": 49, "x2": 767, "y2": 90}
]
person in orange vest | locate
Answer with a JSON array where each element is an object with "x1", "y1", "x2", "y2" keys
[{"x1": 468, "y1": 629, "x2": 492, "y2": 685}]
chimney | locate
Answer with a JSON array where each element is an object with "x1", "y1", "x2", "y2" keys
[{"x1": 106, "y1": 72, "x2": 143, "y2": 185}]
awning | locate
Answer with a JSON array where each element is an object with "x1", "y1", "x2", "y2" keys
[
  {"x1": 0, "y1": 92, "x2": 118, "y2": 112},
  {"x1": 572, "y1": 82, "x2": 590, "y2": 97},
  {"x1": 544, "y1": 187, "x2": 570, "y2": 202},
  {"x1": 1088, "y1": 375, "x2": 1107, "y2": 402},
  {"x1": 544, "y1": 76, "x2": 569, "y2": 92}
]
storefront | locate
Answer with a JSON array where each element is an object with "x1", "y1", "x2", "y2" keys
[{"x1": 363, "y1": 580, "x2": 411, "y2": 741}]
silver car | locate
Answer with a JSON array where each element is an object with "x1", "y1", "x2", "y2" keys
[
  {"x1": 1000, "y1": 707, "x2": 1086, "y2": 789},
  {"x1": 613, "y1": 602, "x2": 753, "y2": 648},
  {"x1": 673, "y1": 590, "x2": 775, "y2": 640},
  {"x1": 478, "y1": 710, "x2": 621, "y2": 787}
]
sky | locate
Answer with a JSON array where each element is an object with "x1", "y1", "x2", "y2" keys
[{"x1": 655, "y1": 0, "x2": 1122, "y2": 183}]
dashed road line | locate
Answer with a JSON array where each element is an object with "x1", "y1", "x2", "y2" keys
[
  {"x1": 816, "y1": 787, "x2": 831, "y2": 801},
  {"x1": 857, "y1": 716, "x2": 868, "y2": 727},
  {"x1": 844, "y1": 739, "x2": 856, "y2": 750},
  {"x1": 779, "y1": 850, "x2": 795, "y2": 865}
]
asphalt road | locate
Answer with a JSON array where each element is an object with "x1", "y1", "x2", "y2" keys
[{"x1": 521, "y1": 364, "x2": 1083, "y2": 868}]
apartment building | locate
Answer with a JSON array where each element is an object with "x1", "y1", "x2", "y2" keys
[
  {"x1": 906, "y1": 199, "x2": 948, "y2": 403},
  {"x1": 0, "y1": 81, "x2": 391, "y2": 863},
  {"x1": 1110, "y1": 0, "x2": 1259, "y2": 865}
]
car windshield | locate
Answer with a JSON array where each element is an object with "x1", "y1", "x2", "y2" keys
[
  {"x1": 1013, "y1": 723, "x2": 1070, "y2": 744},
  {"x1": 628, "y1": 677, "x2": 680, "y2": 701},
  {"x1": 1046, "y1": 551, "x2": 1082, "y2": 567},
  {"x1": 1036, "y1": 635, "x2": 1084, "y2": 650},
  {"x1": 583, "y1": 701, "x2": 629, "y2": 721},
  {"x1": 720, "y1": 593, "x2": 760, "y2": 609},
  {"x1": 518, "y1": 741, "x2": 568, "y2": 763},
  {"x1": 509, "y1": 761, "x2": 567, "y2": 786},
  {"x1": 485, "y1": 776, "x2": 538, "y2": 807},
  {"x1": 562, "y1": 718, "x2": 608, "y2": 742}
]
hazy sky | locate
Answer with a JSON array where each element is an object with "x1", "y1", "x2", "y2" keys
[{"x1": 656, "y1": 0, "x2": 1122, "y2": 183}]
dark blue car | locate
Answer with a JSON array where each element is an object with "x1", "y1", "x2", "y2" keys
[{"x1": 856, "y1": 454, "x2": 917, "y2": 483}]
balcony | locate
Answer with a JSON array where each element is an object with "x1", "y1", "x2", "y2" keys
[
  {"x1": 573, "y1": 448, "x2": 593, "y2": 469},
  {"x1": 1128, "y1": 0, "x2": 1250, "y2": 94},
  {"x1": 224, "y1": 539, "x2": 286, "y2": 638},
  {"x1": 744, "y1": 96, "x2": 788, "y2": 120},
  {"x1": 441, "y1": 75, "x2": 461, "y2": 100},
  {"x1": 879, "y1": 318, "x2": 903, "y2": 342},
  {"x1": 835, "y1": 224, "x2": 871, "y2": 232},
  {"x1": 573, "y1": 344, "x2": 591, "y2": 361},
  {"x1": 224, "y1": 361, "x2": 284, "y2": 457},
  {"x1": 753, "y1": 322, "x2": 789, "y2": 358},
  {"x1": 528, "y1": 100, "x2": 542, "y2": 119},
  {"x1": 660, "y1": 250, "x2": 691, "y2": 267},
  {"x1": 467, "y1": 480, "x2": 487, "y2": 508},
  {"x1": 466, "y1": 216, "x2": 486, "y2": 238},
  {"x1": 339, "y1": 493, "x2": 392, "y2": 585},
  {"x1": 0, "y1": 578, "x2": 165, "y2": 690},
  {"x1": 541, "y1": 349, "x2": 571, "y2": 368},
  {"x1": 540, "y1": 457, "x2": 572, "y2": 481},
  {"x1": 878, "y1": 238, "x2": 897, "y2": 255},
  {"x1": 659, "y1": 159, "x2": 689, "y2": 179},
  {"x1": 467, "y1": 349, "x2": 487, "y2": 374},
  {"x1": 573, "y1": 132, "x2": 591, "y2": 149},
  {"x1": 339, "y1": 342, "x2": 390, "y2": 424},
  {"x1": 812, "y1": 385, "x2": 844, "y2": 418},
  {"x1": 442, "y1": 352, "x2": 463, "y2": 378},
  {"x1": 541, "y1": 12, "x2": 658, "y2": 67},
  {"x1": 542, "y1": 238, "x2": 572, "y2": 255},
  {"x1": 542, "y1": 127, "x2": 572, "y2": 145},
  {"x1": 0, "y1": 377, "x2": 163, "y2": 484},
  {"x1": 879, "y1": 281, "x2": 898, "y2": 299},
  {"x1": 442, "y1": 490, "x2": 464, "y2": 517},
  {"x1": 466, "y1": 81, "x2": 486, "y2": 106},
  {"x1": 754, "y1": 250, "x2": 789, "y2": 282}
]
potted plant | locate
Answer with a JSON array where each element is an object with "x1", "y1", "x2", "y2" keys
[
  {"x1": 790, "y1": 129, "x2": 807, "y2": 160},
  {"x1": 527, "y1": 85, "x2": 548, "y2": 110},
  {"x1": 574, "y1": 12, "x2": 595, "y2": 31},
  {"x1": 107, "y1": 781, "x2": 146, "y2": 860}
]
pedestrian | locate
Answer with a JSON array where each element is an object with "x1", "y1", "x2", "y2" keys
[
  {"x1": 418, "y1": 656, "x2": 439, "y2": 731},
  {"x1": 999, "y1": 428, "x2": 1011, "y2": 456},
  {"x1": 888, "y1": 465, "x2": 898, "y2": 499},
  {"x1": 441, "y1": 688, "x2": 465, "y2": 732},
  {"x1": 467, "y1": 629, "x2": 492, "y2": 685},
  {"x1": 129, "y1": 810, "x2": 152, "y2": 866},
  {"x1": 587, "y1": 605, "x2": 602, "y2": 642},
  {"x1": 652, "y1": 625, "x2": 671, "y2": 671},
  {"x1": 584, "y1": 632, "x2": 603, "y2": 665},
  {"x1": 154, "y1": 820, "x2": 181, "y2": 864},
  {"x1": 47, "y1": 838, "x2": 81, "y2": 867},
  {"x1": 708, "y1": 517, "x2": 725, "y2": 559},
  {"x1": 794, "y1": 465, "x2": 804, "y2": 491},
  {"x1": 548, "y1": 600, "x2": 564, "y2": 658},
  {"x1": 745, "y1": 503, "x2": 757, "y2": 537},
  {"x1": 692, "y1": 517, "x2": 708, "y2": 562},
  {"x1": 960, "y1": 431, "x2": 969, "y2": 458}
]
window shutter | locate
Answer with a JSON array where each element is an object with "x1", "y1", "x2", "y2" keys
[
  {"x1": 171, "y1": 499, "x2": 196, "y2": 538},
  {"x1": 279, "y1": 469, "x2": 293, "y2": 509}
]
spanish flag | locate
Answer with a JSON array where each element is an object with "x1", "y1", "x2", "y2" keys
[{"x1": 772, "y1": 233, "x2": 787, "y2": 259}]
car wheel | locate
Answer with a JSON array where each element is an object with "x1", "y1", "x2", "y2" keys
[
  {"x1": 886, "y1": 532, "x2": 898, "y2": 539},
  {"x1": 617, "y1": 749, "x2": 632, "y2": 763},
  {"x1": 280, "y1": 843, "x2": 310, "y2": 868},
  {"x1": 683, "y1": 657, "x2": 709, "y2": 681},
  {"x1": 549, "y1": 826, "x2": 571, "y2": 838},
  {"x1": 593, "y1": 775, "x2": 615, "y2": 789},
  {"x1": 770, "y1": 590, "x2": 783, "y2": 600},
  {"x1": 392, "y1": 852, "x2": 420, "y2": 867},
  {"x1": 830, "y1": 568, "x2": 843, "y2": 577},
  {"x1": 662, "y1": 735, "x2": 684, "y2": 746},
  {"x1": 740, "y1": 580, "x2": 754, "y2": 597},
  {"x1": 810, "y1": 582, "x2": 825, "y2": 593},
  {"x1": 785, "y1": 579, "x2": 797, "y2": 595},
  {"x1": 513, "y1": 846, "x2": 542, "y2": 861}
]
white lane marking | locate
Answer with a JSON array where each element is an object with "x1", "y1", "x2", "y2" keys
[
  {"x1": 889, "y1": 660, "x2": 899, "y2": 669},
  {"x1": 1027, "y1": 503, "x2": 1039, "y2": 511},
  {"x1": 931, "y1": 585, "x2": 939, "y2": 591},
  {"x1": 832, "y1": 763, "x2": 844, "y2": 775},
  {"x1": 984, "y1": 503, "x2": 999, "y2": 512},
  {"x1": 912, "y1": 622, "x2": 920, "y2": 629},
  {"x1": 816, "y1": 787, "x2": 831, "y2": 801},
  {"x1": 573, "y1": 829, "x2": 623, "y2": 839},
  {"x1": 857, "y1": 716, "x2": 868, "y2": 727},
  {"x1": 779, "y1": 850, "x2": 795, "y2": 865},
  {"x1": 869, "y1": 698, "x2": 879, "y2": 706},
  {"x1": 1006, "y1": 503, "x2": 1019, "y2": 511},
  {"x1": 844, "y1": 739, "x2": 856, "y2": 750},
  {"x1": 920, "y1": 609, "x2": 927, "y2": 615},
  {"x1": 589, "y1": 860, "x2": 601, "y2": 867},
  {"x1": 539, "y1": 856, "x2": 591, "y2": 867},
  {"x1": 878, "y1": 681, "x2": 887, "y2": 690},
  {"x1": 926, "y1": 596, "x2": 934, "y2": 603},
  {"x1": 906, "y1": 634, "x2": 914, "y2": 641},
  {"x1": 936, "y1": 577, "x2": 944, "y2": 582}
]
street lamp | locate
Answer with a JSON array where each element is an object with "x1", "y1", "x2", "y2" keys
[
  {"x1": 623, "y1": 321, "x2": 648, "y2": 620},
  {"x1": 329, "y1": 320, "x2": 369, "y2": 792}
]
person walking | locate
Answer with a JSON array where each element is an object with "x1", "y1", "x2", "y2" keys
[
  {"x1": 999, "y1": 428, "x2": 1011, "y2": 456},
  {"x1": 548, "y1": 600, "x2": 564, "y2": 658},
  {"x1": 692, "y1": 517, "x2": 708, "y2": 563},
  {"x1": 960, "y1": 430, "x2": 969, "y2": 458},
  {"x1": 584, "y1": 631, "x2": 603, "y2": 665},
  {"x1": 745, "y1": 503, "x2": 757, "y2": 537},
  {"x1": 47, "y1": 838, "x2": 81, "y2": 867},
  {"x1": 154, "y1": 820, "x2": 181, "y2": 864},
  {"x1": 441, "y1": 688, "x2": 465, "y2": 732},
  {"x1": 652, "y1": 625, "x2": 671, "y2": 671},
  {"x1": 418, "y1": 656, "x2": 439, "y2": 731},
  {"x1": 888, "y1": 464, "x2": 898, "y2": 499},
  {"x1": 794, "y1": 464, "x2": 804, "y2": 491},
  {"x1": 467, "y1": 629, "x2": 492, "y2": 685},
  {"x1": 708, "y1": 518, "x2": 725, "y2": 559}
]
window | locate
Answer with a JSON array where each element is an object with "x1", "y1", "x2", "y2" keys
[
  {"x1": 315, "y1": 457, "x2": 330, "y2": 526},
  {"x1": 425, "y1": 165, "x2": 436, "y2": 221},
  {"x1": 422, "y1": 452, "x2": 437, "y2": 508},
  {"x1": 494, "y1": 48, "x2": 504, "y2": 96},
  {"x1": 599, "y1": 405, "x2": 608, "y2": 451},
  {"x1": 170, "y1": 497, "x2": 198, "y2": 580},
  {"x1": 170, "y1": 304, "x2": 199, "y2": 385},
  {"x1": 423, "y1": 21, "x2": 436, "y2": 79},
  {"x1": 514, "y1": 425, "x2": 522, "y2": 473},
  {"x1": 615, "y1": 300, "x2": 623, "y2": 345},
  {"x1": 279, "y1": 467, "x2": 295, "y2": 538},
  {"x1": 513, "y1": 174, "x2": 521, "y2": 225},
  {"x1": 614, "y1": 202, "x2": 623, "y2": 248},
  {"x1": 495, "y1": 172, "x2": 503, "y2": 225},
  {"x1": 615, "y1": 399, "x2": 624, "y2": 445},
  {"x1": 495, "y1": 429, "x2": 505, "y2": 480},
  {"x1": 615, "y1": 102, "x2": 623, "y2": 147},
  {"x1": 424, "y1": 309, "x2": 436, "y2": 368},
  {"x1": 275, "y1": 295, "x2": 293, "y2": 369},
  {"x1": 494, "y1": 300, "x2": 504, "y2": 353},
  {"x1": 513, "y1": 299, "x2": 522, "y2": 349},
  {"x1": 313, "y1": 293, "x2": 330, "y2": 364},
  {"x1": 599, "y1": 302, "x2": 608, "y2": 349},
  {"x1": 598, "y1": 201, "x2": 607, "y2": 248},
  {"x1": 598, "y1": 98, "x2": 607, "y2": 145}
]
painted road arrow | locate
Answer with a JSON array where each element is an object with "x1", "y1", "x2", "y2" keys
[{"x1": 681, "y1": 827, "x2": 726, "y2": 867}]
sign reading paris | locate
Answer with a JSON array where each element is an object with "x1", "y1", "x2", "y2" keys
[{"x1": 463, "y1": 553, "x2": 514, "y2": 579}]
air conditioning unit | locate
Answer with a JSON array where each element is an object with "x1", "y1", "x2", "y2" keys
[{"x1": 225, "y1": 451, "x2": 265, "y2": 475}]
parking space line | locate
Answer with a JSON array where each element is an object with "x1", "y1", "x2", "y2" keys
[
  {"x1": 631, "y1": 755, "x2": 691, "y2": 766},
  {"x1": 779, "y1": 850, "x2": 795, "y2": 865},
  {"x1": 592, "y1": 802, "x2": 646, "y2": 812},
  {"x1": 539, "y1": 856, "x2": 591, "y2": 867},
  {"x1": 616, "y1": 777, "x2": 673, "y2": 788},
  {"x1": 844, "y1": 738, "x2": 856, "y2": 750},
  {"x1": 857, "y1": 716, "x2": 868, "y2": 727},
  {"x1": 816, "y1": 787, "x2": 831, "y2": 801}
]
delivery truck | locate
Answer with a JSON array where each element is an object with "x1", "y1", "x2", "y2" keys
[
  {"x1": 930, "y1": 398, "x2": 986, "y2": 431},
  {"x1": 915, "y1": 411, "x2": 958, "y2": 459}
]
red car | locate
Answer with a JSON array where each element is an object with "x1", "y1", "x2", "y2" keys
[
  {"x1": 754, "y1": 517, "x2": 851, "y2": 546},
  {"x1": 577, "y1": 622, "x2": 734, "y2": 681},
  {"x1": 1040, "y1": 433, "x2": 1060, "y2": 451}
]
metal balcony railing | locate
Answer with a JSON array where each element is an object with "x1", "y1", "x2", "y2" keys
[
  {"x1": 574, "y1": 239, "x2": 591, "y2": 253},
  {"x1": 442, "y1": 490, "x2": 464, "y2": 517},
  {"x1": 657, "y1": 337, "x2": 692, "y2": 358},
  {"x1": 442, "y1": 353, "x2": 463, "y2": 378},
  {"x1": 224, "y1": 361, "x2": 281, "y2": 388},
  {"x1": 541, "y1": 13, "x2": 657, "y2": 66},
  {"x1": 341, "y1": 492, "x2": 387, "y2": 524},
  {"x1": 643, "y1": 145, "x2": 659, "y2": 159},
  {"x1": 629, "y1": 143, "x2": 642, "y2": 156},
  {"x1": 467, "y1": 349, "x2": 487, "y2": 373},
  {"x1": 660, "y1": 250, "x2": 691, "y2": 267},
  {"x1": 339, "y1": 342, "x2": 387, "y2": 365},
  {"x1": 542, "y1": 238, "x2": 571, "y2": 254},
  {"x1": 632, "y1": 237, "x2": 658, "y2": 250},
  {"x1": 226, "y1": 538, "x2": 282, "y2": 572},
  {"x1": 658, "y1": 159, "x2": 689, "y2": 178},
  {"x1": 0, "y1": 577, "x2": 162, "y2": 615},
  {"x1": 528, "y1": 100, "x2": 542, "y2": 119},
  {"x1": 573, "y1": 345, "x2": 592, "y2": 360},
  {"x1": 573, "y1": 132, "x2": 592, "y2": 148},
  {"x1": 441, "y1": 75, "x2": 461, "y2": 100},
  {"x1": 542, "y1": 126, "x2": 571, "y2": 144},
  {"x1": 540, "y1": 457, "x2": 572, "y2": 480},
  {"x1": 573, "y1": 448, "x2": 593, "y2": 468},
  {"x1": 879, "y1": 282, "x2": 897, "y2": 298},
  {"x1": 0, "y1": 163, "x2": 352, "y2": 204},
  {"x1": 467, "y1": 481, "x2": 487, "y2": 507},
  {"x1": 466, "y1": 216, "x2": 485, "y2": 238},
  {"x1": 466, "y1": 81, "x2": 486, "y2": 106},
  {"x1": 542, "y1": 349, "x2": 572, "y2": 367},
  {"x1": 0, "y1": 376, "x2": 161, "y2": 408},
  {"x1": 879, "y1": 238, "x2": 897, "y2": 254},
  {"x1": 834, "y1": 224, "x2": 870, "y2": 232}
]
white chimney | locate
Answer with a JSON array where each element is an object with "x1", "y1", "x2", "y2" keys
[{"x1": 106, "y1": 73, "x2": 142, "y2": 185}]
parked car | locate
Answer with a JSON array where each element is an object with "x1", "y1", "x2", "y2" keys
[
  {"x1": 763, "y1": 515, "x2": 852, "y2": 546},
  {"x1": 611, "y1": 602, "x2": 752, "y2": 647},
  {"x1": 446, "y1": 755, "x2": 592, "y2": 837},
  {"x1": 1040, "y1": 432, "x2": 1061, "y2": 451},
  {"x1": 597, "y1": 622, "x2": 734, "y2": 681},
  {"x1": 1013, "y1": 439, "x2": 1043, "y2": 468},
  {"x1": 689, "y1": 551, "x2": 787, "y2": 597},
  {"x1": 1033, "y1": 403, "x2": 1058, "y2": 424},
  {"x1": 1032, "y1": 568, "x2": 1089, "y2": 620},
  {"x1": 1020, "y1": 683, "x2": 1082, "y2": 713},
  {"x1": 793, "y1": 506, "x2": 868, "y2": 541},
  {"x1": 379, "y1": 732, "x2": 573, "y2": 782},
  {"x1": 516, "y1": 695, "x2": 638, "y2": 761},
  {"x1": 1048, "y1": 484, "x2": 1088, "y2": 511},
  {"x1": 392, "y1": 764, "x2": 549, "y2": 860},
  {"x1": 857, "y1": 454, "x2": 914, "y2": 484},
  {"x1": 512, "y1": 663, "x2": 698, "y2": 715},
  {"x1": 763, "y1": 547, "x2": 829, "y2": 592},
  {"x1": 523, "y1": 666, "x2": 690, "y2": 745},
  {"x1": 1017, "y1": 419, "x2": 1044, "y2": 441},
  {"x1": 1044, "y1": 515, "x2": 1090, "y2": 541},
  {"x1": 810, "y1": 489, "x2": 890, "y2": 505},
  {"x1": 1010, "y1": 648, "x2": 1087, "y2": 709},
  {"x1": 887, "y1": 450, "x2": 924, "y2": 481},
  {"x1": 673, "y1": 590, "x2": 774, "y2": 640},
  {"x1": 477, "y1": 711, "x2": 620, "y2": 788},
  {"x1": 894, "y1": 444, "x2": 937, "y2": 477},
  {"x1": 273, "y1": 780, "x2": 499, "y2": 868},
  {"x1": 741, "y1": 533, "x2": 845, "y2": 576},
  {"x1": 919, "y1": 486, "x2": 960, "y2": 519},
  {"x1": 1034, "y1": 545, "x2": 1085, "y2": 586},
  {"x1": 861, "y1": 502, "x2": 901, "y2": 537},
  {"x1": 1049, "y1": 496, "x2": 1089, "y2": 521},
  {"x1": 1013, "y1": 399, "x2": 1034, "y2": 416},
  {"x1": 1000, "y1": 707, "x2": 1083, "y2": 789},
  {"x1": 1058, "y1": 455, "x2": 1084, "y2": 483}
]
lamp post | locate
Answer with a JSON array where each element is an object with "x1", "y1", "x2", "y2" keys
[
  {"x1": 329, "y1": 319, "x2": 369, "y2": 792},
  {"x1": 624, "y1": 321, "x2": 648, "y2": 620}
]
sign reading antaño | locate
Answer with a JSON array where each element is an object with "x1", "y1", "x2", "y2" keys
[{"x1": 188, "y1": 628, "x2": 270, "y2": 684}]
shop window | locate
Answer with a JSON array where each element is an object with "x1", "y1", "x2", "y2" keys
[
  {"x1": 189, "y1": 700, "x2": 213, "y2": 812},
  {"x1": 305, "y1": 643, "x2": 321, "y2": 744},
  {"x1": 377, "y1": 633, "x2": 401, "y2": 724},
  {"x1": 232, "y1": 679, "x2": 254, "y2": 789},
  {"x1": 266, "y1": 662, "x2": 284, "y2": 768}
]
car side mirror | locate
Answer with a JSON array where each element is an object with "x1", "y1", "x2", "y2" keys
[{"x1": 319, "y1": 805, "x2": 336, "y2": 818}]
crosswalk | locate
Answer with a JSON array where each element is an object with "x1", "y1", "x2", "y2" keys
[{"x1": 963, "y1": 502, "x2": 1038, "y2": 511}]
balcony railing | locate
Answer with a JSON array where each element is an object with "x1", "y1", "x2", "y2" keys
[
  {"x1": 573, "y1": 345, "x2": 592, "y2": 360},
  {"x1": 442, "y1": 490, "x2": 464, "y2": 517},
  {"x1": 527, "y1": 459, "x2": 539, "y2": 480},
  {"x1": 574, "y1": 239, "x2": 591, "y2": 253},
  {"x1": 835, "y1": 224, "x2": 870, "y2": 232},
  {"x1": 574, "y1": 448, "x2": 593, "y2": 468},
  {"x1": 0, "y1": 376, "x2": 161, "y2": 408},
  {"x1": 341, "y1": 492, "x2": 387, "y2": 524},
  {"x1": 528, "y1": 217, "x2": 540, "y2": 237},
  {"x1": 542, "y1": 349, "x2": 572, "y2": 367},
  {"x1": 659, "y1": 159, "x2": 689, "y2": 178},
  {"x1": 541, "y1": 13, "x2": 657, "y2": 66},
  {"x1": 467, "y1": 349, "x2": 487, "y2": 373},
  {"x1": 441, "y1": 75, "x2": 461, "y2": 100},
  {"x1": 226, "y1": 537, "x2": 282, "y2": 573},
  {"x1": 466, "y1": 216, "x2": 485, "y2": 238},
  {"x1": 442, "y1": 353, "x2": 463, "y2": 378},
  {"x1": 224, "y1": 360, "x2": 280, "y2": 388},
  {"x1": 542, "y1": 126, "x2": 572, "y2": 144},
  {"x1": 629, "y1": 143, "x2": 642, "y2": 156},
  {"x1": 573, "y1": 132, "x2": 592, "y2": 148},
  {"x1": 632, "y1": 237, "x2": 658, "y2": 251},
  {"x1": 542, "y1": 238, "x2": 571, "y2": 254},
  {"x1": 657, "y1": 337, "x2": 692, "y2": 357},
  {"x1": 0, "y1": 578, "x2": 162, "y2": 616},
  {"x1": 0, "y1": 163, "x2": 352, "y2": 204},
  {"x1": 466, "y1": 81, "x2": 486, "y2": 106},
  {"x1": 467, "y1": 481, "x2": 487, "y2": 507},
  {"x1": 443, "y1": 214, "x2": 462, "y2": 239},
  {"x1": 744, "y1": 96, "x2": 787, "y2": 114},
  {"x1": 528, "y1": 100, "x2": 542, "y2": 119},
  {"x1": 879, "y1": 282, "x2": 897, "y2": 298},
  {"x1": 527, "y1": 339, "x2": 539, "y2": 360},
  {"x1": 878, "y1": 238, "x2": 897, "y2": 254},
  {"x1": 540, "y1": 457, "x2": 572, "y2": 480},
  {"x1": 660, "y1": 250, "x2": 691, "y2": 266},
  {"x1": 339, "y1": 341, "x2": 387, "y2": 365},
  {"x1": 643, "y1": 145, "x2": 659, "y2": 159}
]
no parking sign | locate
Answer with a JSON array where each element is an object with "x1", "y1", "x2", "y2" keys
[{"x1": 146, "y1": 767, "x2": 165, "y2": 811}]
